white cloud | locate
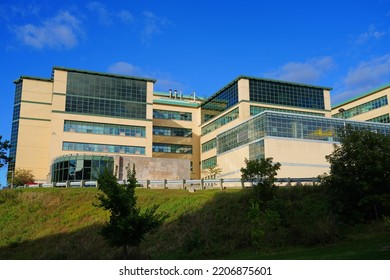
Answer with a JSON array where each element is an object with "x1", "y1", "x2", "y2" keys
[
  {"x1": 107, "y1": 62, "x2": 140, "y2": 76},
  {"x1": 332, "y1": 54, "x2": 390, "y2": 105},
  {"x1": 141, "y1": 11, "x2": 171, "y2": 43},
  {"x1": 107, "y1": 62, "x2": 188, "y2": 92},
  {"x1": 13, "y1": 11, "x2": 83, "y2": 49},
  {"x1": 118, "y1": 10, "x2": 134, "y2": 24},
  {"x1": 265, "y1": 57, "x2": 335, "y2": 84},
  {"x1": 87, "y1": 3, "x2": 134, "y2": 26},
  {"x1": 344, "y1": 54, "x2": 390, "y2": 89},
  {"x1": 87, "y1": 2, "x2": 112, "y2": 25},
  {"x1": 355, "y1": 24, "x2": 386, "y2": 44}
]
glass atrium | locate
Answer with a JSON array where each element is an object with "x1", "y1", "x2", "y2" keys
[{"x1": 217, "y1": 111, "x2": 390, "y2": 155}]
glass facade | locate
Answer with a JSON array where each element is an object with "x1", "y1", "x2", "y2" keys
[
  {"x1": 249, "y1": 79, "x2": 325, "y2": 110},
  {"x1": 332, "y1": 96, "x2": 388, "y2": 119},
  {"x1": 64, "y1": 120, "x2": 145, "y2": 137},
  {"x1": 201, "y1": 156, "x2": 217, "y2": 170},
  {"x1": 51, "y1": 155, "x2": 113, "y2": 182},
  {"x1": 249, "y1": 140, "x2": 265, "y2": 160},
  {"x1": 8, "y1": 81, "x2": 23, "y2": 173},
  {"x1": 65, "y1": 71, "x2": 147, "y2": 119},
  {"x1": 63, "y1": 142, "x2": 145, "y2": 155},
  {"x1": 153, "y1": 109, "x2": 192, "y2": 121},
  {"x1": 367, "y1": 114, "x2": 390, "y2": 123},
  {"x1": 201, "y1": 82, "x2": 239, "y2": 122},
  {"x1": 153, "y1": 126, "x2": 192, "y2": 137},
  {"x1": 202, "y1": 138, "x2": 217, "y2": 152},
  {"x1": 152, "y1": 143, "x2": 192, "y2": 154},
  {"x1": 217, "y1": 111, "x2": 390, "y2": 154},
  {"x1": 201, "y1": 108, "x2": 239, "y2": 136},
  {"x1": 250, "y1": 105, "x2": 325, "y2": 117}
]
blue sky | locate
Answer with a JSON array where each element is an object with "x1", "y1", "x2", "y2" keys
[{"x1": 1, "y1": 0, "x2": 390, "y2": 186}]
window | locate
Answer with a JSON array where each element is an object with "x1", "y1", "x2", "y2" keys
[
  {"x1": 250, "y1": 105, "x2": 325, "y2": 117},
  {"x1": 152, "y1": 143, "x2": 192, "y2": 154},
  {"x1": 201, "y1": 156, "x2": 217, "y2": 170},
  {"x1": 51, "y1": 155, "x2": 114, "y2": 182},
  {"x1": 249, "y1": 79, "x2": 325, "y2": 110},
  {"x1": 153, "y1": 109, "x2": 192, "y2": 121},
  {"x1": 153, "y1": 126, "x2": 192, "y2": 137},
  {"x1": 64, "y1": 120, "x2": 146, "y2": 137},
  {"x1": 63, "y1": 142, "x2": 145, "y2": 155},
  {"x1": 65, "y1": 72, "x2": 147, "y2": 119},
  {"x1": 202, "y1": 138, "x2": 217, "y2": 152},
  {"x1": 201, "y1": 108, "x2": 239, "y2": 135},
  {"x1": 332, "y1": 96, "x2": 388, "y2": 119},
  {"x1": 201, "y1": 82, "x2": 239, "y2": 122}
]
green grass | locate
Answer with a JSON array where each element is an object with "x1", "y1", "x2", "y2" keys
[{"x1": 0, "y1": 187, "x2": 389, "y2": 259}]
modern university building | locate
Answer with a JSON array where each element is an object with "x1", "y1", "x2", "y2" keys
[{"x1": 8, "y1": 66, "x2": 390, "y2": 184}]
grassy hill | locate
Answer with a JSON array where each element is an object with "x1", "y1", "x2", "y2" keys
[{"x1": 0, "y1": 187, "x2": 389, "y2": 259}]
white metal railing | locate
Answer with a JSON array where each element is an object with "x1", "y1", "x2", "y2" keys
[{"x1": 22, "y1": 177, "x2": 319, "y2": 190}]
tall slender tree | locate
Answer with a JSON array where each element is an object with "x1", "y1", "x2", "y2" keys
[{"x1": 96, "y1": 164, "x2": 167, "y2": 258}]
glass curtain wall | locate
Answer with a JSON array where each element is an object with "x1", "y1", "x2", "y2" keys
[{"x1": 65, "y1": 72, "x2": 148, "y2": 119}]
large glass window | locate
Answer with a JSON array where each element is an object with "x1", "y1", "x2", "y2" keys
[
  {"x1": 63, "y1": 142, "x2": 145, "y2": 155},
  {"x1": 65, "y1": 72, "x2": 147, "y2": 119},
  {"x1": 249, "y1": 79, "x2": 326, "y2": 110},
  {"x1": 152, "y1": 143, "x2": 192, "y2": 154},
  {"x1": 153, "y1": 109, "x2": 192, "y2": 121},
  {"x1": 51, "y1": 155, "x2": 113, "y2": 182},
  {"x1": 249, "y1": 140, "x2": 265, "y2": 160},
  {"x1": 64, "y1": 120, "x2": 145, "y2": 137},
  {"x1": 201, "y1": 82, "x2": 239, "y2": 122},
  {"x1": 201, "y1": 108, "x2": 239, "y2": 135},
  {"x1": 332, "y1": 96, "x2": 388, "y2": 119},
  {"x1": 217, "y1": 111, "x2": 390, "y2": 154},
  {"x1": 250, "y1": 105, "x2": 325, "y2": 117},
  {"x1": 202, "y1": 138, "x2": 216, "y2": 152},
  {"x1": 201, "y1": 156, "x2": 217, "y2": 170},
  {"x1": 153, "y1": 126, "x2": 192, "y2": 137},
  {"x1": 367, "y1": 114, "x2": 390, "y2": 123}
]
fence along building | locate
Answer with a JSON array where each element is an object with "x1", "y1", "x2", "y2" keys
[{"x1": 8, "y1": 67, "x2": 390, "y2": 185}]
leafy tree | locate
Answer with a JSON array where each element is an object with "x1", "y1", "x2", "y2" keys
[
  {"x1": 0, "y1": 136, "x2": 11, "y2": 168},
  {"x1": 241, "y1": 157, "x2": 281, "y2": 209},
  {"x1": 95, "y1": 164, "x2": 167, "y2": 259},
  {"x1": 12, "y1": 168, "x2": 35, "y2": 186},
  {"x1": 323, "y1": 127, "x2": 390, "y2": 223}
]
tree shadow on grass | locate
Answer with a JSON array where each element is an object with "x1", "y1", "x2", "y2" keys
[
  {"x1": 0, "y1": 189, "x2": 252, "y2": 260},
  {"x1": 0, "y1": 223, "x2": 119, "y2": 259},
  {"x1": 1, "y1": 188, "x2": 389, "y2": 260}
]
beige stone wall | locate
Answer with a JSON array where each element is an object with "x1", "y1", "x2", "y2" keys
[
  {"x1": 264, "y1": 137, "x2": 333, "y2": 178},
  {"x1": 114, "y1": 155, "x2": 190, "y2": 181}
]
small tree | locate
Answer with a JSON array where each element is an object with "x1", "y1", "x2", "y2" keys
[
  {"x1": 0, "y1": 136, "x2": 11, "y2": 168},
  {"x1": 12, "y1": 168, "x2": 35, "y2": 186},
  {"x1": 202, "y1": 165, "x2": 222, "y2": 179},
  {"x1": 95, "y1": 164, "x2": 167, "y2": 259},
  {"x1": 241, "y1": 157, "x2": 281, "y2": 209},
  {"x1": 323, "y1": 127, "x2": 390, "y2": 223}
]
